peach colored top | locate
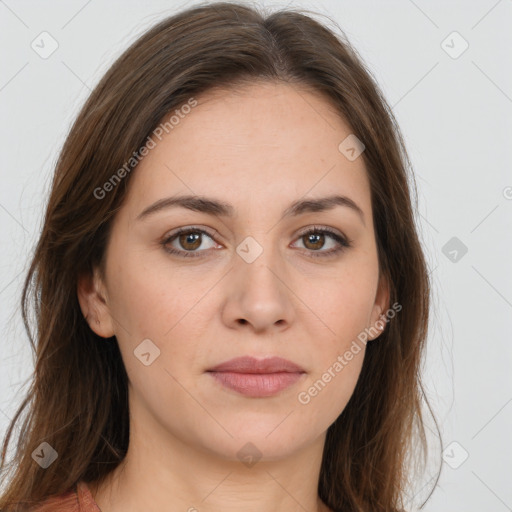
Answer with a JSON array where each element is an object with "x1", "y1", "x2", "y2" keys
[{"x1": 33, "y1": 481, "x2": 100, "y2": 511}]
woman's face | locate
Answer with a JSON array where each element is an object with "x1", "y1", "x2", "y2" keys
[{"x1": 79, "y1": 81, "x2": 389, "y2": 463}]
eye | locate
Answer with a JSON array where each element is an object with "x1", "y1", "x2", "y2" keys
[
  {"x1": 291, "y1": 226, "x2": 352, "y2": 258},
  {"x1": 161, "y1": 225, "x2": 352, "y2": 259},
  {"x1": 161, "y1": 227, "x2": 219, "y2": 258}
]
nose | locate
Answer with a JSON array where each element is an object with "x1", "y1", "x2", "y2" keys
[{"x1": 221, "y1": 244, "x2": 295, "y2": 334}]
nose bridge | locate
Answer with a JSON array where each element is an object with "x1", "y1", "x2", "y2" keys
[
  {"x1": 224, "y1": 231, "x2": 294, "y2": 332},
  {"x1": 234, "y1": 231, "x2": 284, "y2": 292}
]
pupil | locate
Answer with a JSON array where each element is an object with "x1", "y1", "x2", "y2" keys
[
  {"x1": 306, "y1": 233, "x2": 323, "y2": 249},
  {"x1": 181, "y1": 232, "x2": 201, "y2": 249}
]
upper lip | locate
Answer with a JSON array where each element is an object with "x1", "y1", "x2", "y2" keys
[{"x1": 207, "y1": 356, "x2": 305, "y2": 374}]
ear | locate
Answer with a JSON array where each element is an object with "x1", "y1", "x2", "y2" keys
[
  {"x1": 368, "y1": 273, "x2": 391, "y2": 341},
  {"x1": 77, "y1": 267, "x2": 115, "y2": 338}
]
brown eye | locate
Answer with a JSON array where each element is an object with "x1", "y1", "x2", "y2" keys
[
  {"x1": 292, "y1": 227, "x2": 352, "y2": 259},
  {"x1": 302, "y1": 232, "x2": 326, "y2": 250},
  {"x1": 177, "y1": 231, "x2": 202, "y2": 251},
  {"x1": 161, "y1": 227, "x2": 218, "y2": 258}
]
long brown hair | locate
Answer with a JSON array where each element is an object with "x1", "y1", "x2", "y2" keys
[{"x1": 0, "y1": 2, "x2": 441, "y2": 510}]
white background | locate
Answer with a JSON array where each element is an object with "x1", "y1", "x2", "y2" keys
[{"x1": 0, "y1": 1, "x2": 511, "y2": 510}]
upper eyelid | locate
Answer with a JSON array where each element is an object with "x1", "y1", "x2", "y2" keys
[
  {"x1": 163, "y1": 226, "x2": 219, "y2": 242},
  {"x1": 162, "y1": 225, "x2": 347, "y2": 246},
  {"x1": 161, "y1": 226, "x2": 351, "y2": 261}
]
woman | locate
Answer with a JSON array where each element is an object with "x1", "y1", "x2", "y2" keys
[{"x1": 0, "y1": 2, "x2": 439, "y2": 511}]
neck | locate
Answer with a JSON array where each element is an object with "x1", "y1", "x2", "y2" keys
[{"x1": 90, "y1": 412, "x2": 331, "y2": 512}]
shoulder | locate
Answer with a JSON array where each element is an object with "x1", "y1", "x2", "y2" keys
[
  {"x1": 77, "y1": 480, "x2": 101, "y2": 511},
  {"x1": 31, "y1": 481, "x2": 100, "y2": 512},
  {"x1": 31, "y1": 487, "x2": 78, "y2": 512}
]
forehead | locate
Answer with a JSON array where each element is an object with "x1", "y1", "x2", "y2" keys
[{"x1": 123, "y1": 81, "x2": 371, "y2": 218}]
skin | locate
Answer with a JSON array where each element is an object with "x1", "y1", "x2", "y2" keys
[{"x1": 78, "y1": 81, "x2": 389, "y2": 512}]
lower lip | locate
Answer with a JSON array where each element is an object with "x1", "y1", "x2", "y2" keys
[{"x1": 208, "y1": 371, "x2": 305, "y2": 397}]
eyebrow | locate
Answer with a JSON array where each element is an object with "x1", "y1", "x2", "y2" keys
[{"x1": 136, "y1": 193, "x2": 365, "y2": 225}]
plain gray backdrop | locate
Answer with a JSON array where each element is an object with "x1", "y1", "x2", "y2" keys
[{"x1": 0, "y1": 0, "x2": 511, "y2": 510}]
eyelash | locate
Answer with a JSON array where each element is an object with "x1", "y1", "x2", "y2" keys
[{"x1": 161, "y1": 225, "x2": 352, "y2": 259}]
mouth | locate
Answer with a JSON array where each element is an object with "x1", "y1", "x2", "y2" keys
[{"x1": 206, "y1": 356, "x2": 306, "y2": 397}]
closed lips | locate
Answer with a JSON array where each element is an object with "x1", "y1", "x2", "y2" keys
[
  {"x1": 207, "y1": 356, "x2": 305, "y2": 374},
  {"x1": 206, "y1": 356, "x2": 306, "y2": 398}
]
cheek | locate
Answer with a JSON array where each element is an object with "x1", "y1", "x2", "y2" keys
[
  {"x1": 293, "y1": 264, "x2": 376, "y2": 411},
  {"x1": 106, "y1": 257, "x2": 205, "y2": 339},
  {"x1": 105, "y1": 260, "x2": 212, "y2": 386},
  {"x1": 292, "y1": 318, "x2": 366, "y2": 439},
  {"x1": 299, "y1": 267, "x2": 377, "y2": 345}
]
